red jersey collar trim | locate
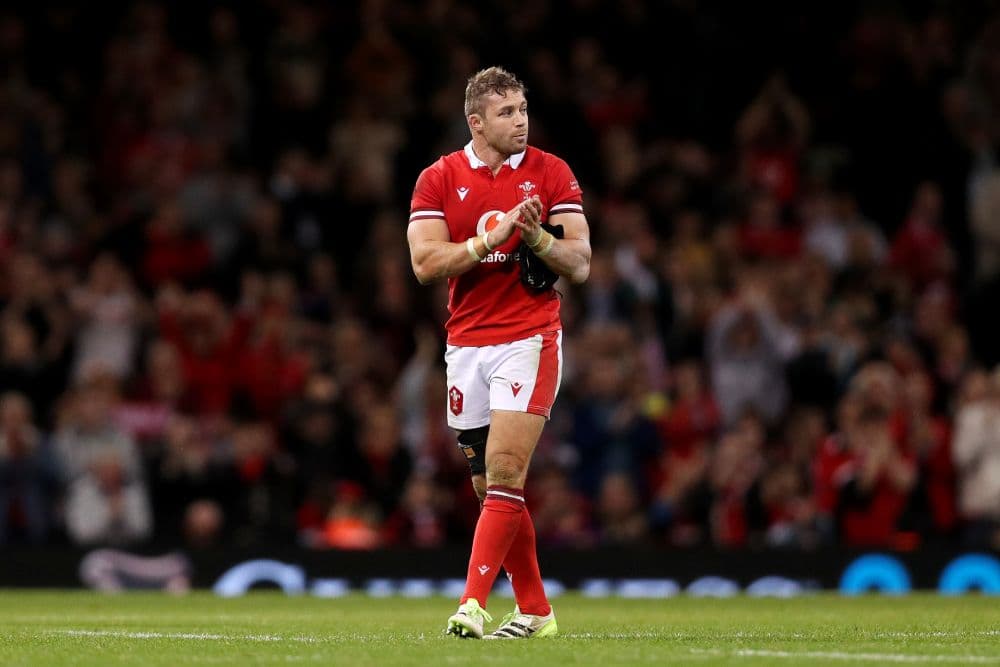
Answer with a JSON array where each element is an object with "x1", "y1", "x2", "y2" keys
[{"x1": 464, "y1": 142, "x2": 526, "y2": 170}]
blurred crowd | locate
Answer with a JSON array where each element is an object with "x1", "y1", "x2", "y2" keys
[{"x1": 2, "y1": 1, "x2": 1000, "y2": 553}]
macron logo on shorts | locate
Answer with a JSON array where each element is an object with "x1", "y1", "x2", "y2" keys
[
  {"x1": 478, "y1": 565, "x2": 490, "y2": 575},
  {"x1": 510, "y1": 381, "x2": 523, "y2": 397}
]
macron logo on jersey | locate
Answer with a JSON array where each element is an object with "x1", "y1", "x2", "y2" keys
[{"x1": 457, "y1": 187, "x2": 469, "y2": 201}]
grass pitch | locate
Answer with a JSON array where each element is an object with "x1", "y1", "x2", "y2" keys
[{"x1": 0, "y1": 591, "x2": 998, "y2": 665}]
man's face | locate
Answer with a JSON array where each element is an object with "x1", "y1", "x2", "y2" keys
[{"x1": 473, "y1": 89, "x2": 528, "y2": 155}]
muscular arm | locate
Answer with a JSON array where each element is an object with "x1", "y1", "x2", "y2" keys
[
  {"x1": 518, "y1": 211, "x2": 591, "y2": 284},
  {"x1": 407, "y1": 218, "x2": 483, "y2": 285},
  {"x1": 408, "y1": 200, "x2": 535, "y2": 285}
]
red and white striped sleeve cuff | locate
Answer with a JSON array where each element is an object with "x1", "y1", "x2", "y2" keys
[
  {"x1": 409, "y1": 209, "x2": 446, "y2": 223},
  {"x1": 548, "y1": 202, "x2": 584, "y2": 216}
]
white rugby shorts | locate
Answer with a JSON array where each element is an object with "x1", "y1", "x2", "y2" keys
[{"x1": 444, "y1": 330, "x2": 563, "y2": 429}]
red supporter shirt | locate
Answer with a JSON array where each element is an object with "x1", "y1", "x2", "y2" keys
[
  {"x1": 738, "y1": 221, "x2": 802, "y2": 259},
  {"x1": 813, "y1": 433, "x2": 916, "y2": 546},
  {"x1": 410, "y1": 143, "x2": 584, "y2": 346},
  {"x1": 888, "y1": 216, "x2": 950, "y2": 288},
  {"x1": 745, "y1": 147, "x2": 800, "y2": 204}
]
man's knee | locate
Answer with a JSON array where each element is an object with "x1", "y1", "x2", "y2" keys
[
  {"x1": 487, "y1": 451, "x2": 528, "y2": 488},
  {"x1": 482, "y1": 410, "x2": 544, "y2": 488}
]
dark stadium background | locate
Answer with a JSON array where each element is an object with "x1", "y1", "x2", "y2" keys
[{"x1": 2, "y1": 0, "x2": 1000, "y2": 591}]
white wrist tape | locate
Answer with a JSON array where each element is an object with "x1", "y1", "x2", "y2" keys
[{"x1": 466, "y1": 237, "x2": 484, "y2": 261}]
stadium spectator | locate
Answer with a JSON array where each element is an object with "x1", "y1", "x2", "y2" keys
[
  {"x1": 648, "y1": 441, "x2": 710, "y2": 546},
  {"x1": 0, "y1": 317, "x2": 49, "y2": 422},
  {"x1": 570, "y1": 327, "x2": 659, "y2": 495},
  {"x1": 736, "y1": 73, "x2": 811, "y2": 205},
  {"x1": 900, "y1": 370, "x2": 956, "y2": 539},
  {"x1": 0, "y1": 392, "x2": 57, "y2": 544},
  {"x1": 708, "y1": 415, "x2": 766, "y2": 547},
  {"x1": 228, "y1": 196, "x2": 301, "y2": 278},
  {"x1": 69, "y1": 253, "x2": 140, "y2": 383},
  {"x1": 816, "y1": 403, "x2": 917, "y2": 547},
  {"x1": 155, "y1": 286, "x2": 252, "y2": 415},
  {"x1": 224, "y1": 419, "x2": 295, "y2": 545},
  {"x1": 140, "y1": 201, "x2": 213, "y2": 288},
  {"x1": 738, "y1": 191, "x2": 802, "y2": 260},
  {"x1": 969, "y1": 159, "x2": 1000, "y2": 284},
  {"x1": 350, "y1": 404, "x2": 412, "y2": 518},
  {"x1": 529, "y1": 464, "x2": 594, "y2": 548},
  {"x1": 235, "y1": 278, "x2": 309, "y2": 421},
  {"x1": 114, "y1": 339, "x2": 183, "y2": 446},
  {"x1": 888, "y1": 182, "x2": 954, "y2": 290},
  {"x1": 707, "y1": 288, "x2": 791, "y2": 426},
  {"x1": 595, "y1": 471, "x2": 649, "y2": 545},
  {"x1": 657, "y1": 359, "x2": 721, "y2": 455},
  {"x1": 952, "y1": 366, "x2": 1000, "y2": 549},
  {"x1": 382, "y1": 474, "x2": 452, "y2": 548},
  {"x1": 149, "y1": 415, "x2": 237, "y2": 545},
  {"x1": 395, "y1": 327, "x2": 466, "y2": 484},
  {"x1": 282, "y1": 370, "x2": 355, "y2": 504},
  {"x1": 56, "y1": 381, "x2": 151, "y2": 546},
  {"x1": 746, "y1": 460, "x2": 821, "y2": 549},
  {"x1": 0, "y1": 253, "x2": 73, "y2": 423}
]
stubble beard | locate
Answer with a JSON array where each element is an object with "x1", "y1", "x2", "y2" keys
[{"x1": 494, "y1": 134, "x2": 526, "y2": 157}]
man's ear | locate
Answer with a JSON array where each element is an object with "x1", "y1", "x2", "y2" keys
[{"x1": 468, "y1": 114, "x2": 482, "y2": 133}]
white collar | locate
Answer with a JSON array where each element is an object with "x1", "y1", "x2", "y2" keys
[{"x1": 464, "y1": 141, "x2": 526, "y2": 170}]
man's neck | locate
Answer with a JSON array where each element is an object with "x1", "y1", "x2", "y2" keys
[{"x1": 471, "y1": 138, "x2": 509, "y2": 176}]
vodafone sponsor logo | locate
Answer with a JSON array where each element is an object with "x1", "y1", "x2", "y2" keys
[
  {"x1": 476, "y1": 210, "x2": 504, "y2": 235},
  {"x1": 475, "y1": 209, "x2": 515, "y2": 263},
  {"x1": 481, "y1": 251, "x2": 513, "y2": 263}
]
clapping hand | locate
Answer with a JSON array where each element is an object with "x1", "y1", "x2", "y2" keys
[
  {"x1": 485, "y1": 196, "x2": 543, "y2": 248},
  {"x1": 511, "y1": 195, "x2": 544, "y2": 245}
]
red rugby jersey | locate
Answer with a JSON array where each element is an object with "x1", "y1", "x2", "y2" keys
[{"x1": 410, "y1": 143, "x2": 584, "y2": 346}]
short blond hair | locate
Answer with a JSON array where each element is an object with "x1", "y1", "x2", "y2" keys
[{"x1": 464, "y1": 66, "x2": 525, "y2": 117}]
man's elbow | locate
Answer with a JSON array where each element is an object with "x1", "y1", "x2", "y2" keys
[
  {"x1": 412, "y1": 261, "x2": 437, "y2": 285},
  {"x1": 567, "y1": 261, "x2": 590, "y2": 285}
]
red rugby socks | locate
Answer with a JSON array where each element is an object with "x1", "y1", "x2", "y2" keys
[
  {"x1": 503, "y1": 505, "x2": 551, "y2": 616},
  {"x1": 460, "y1": 485, "x2": 524, "y2": 608}
]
